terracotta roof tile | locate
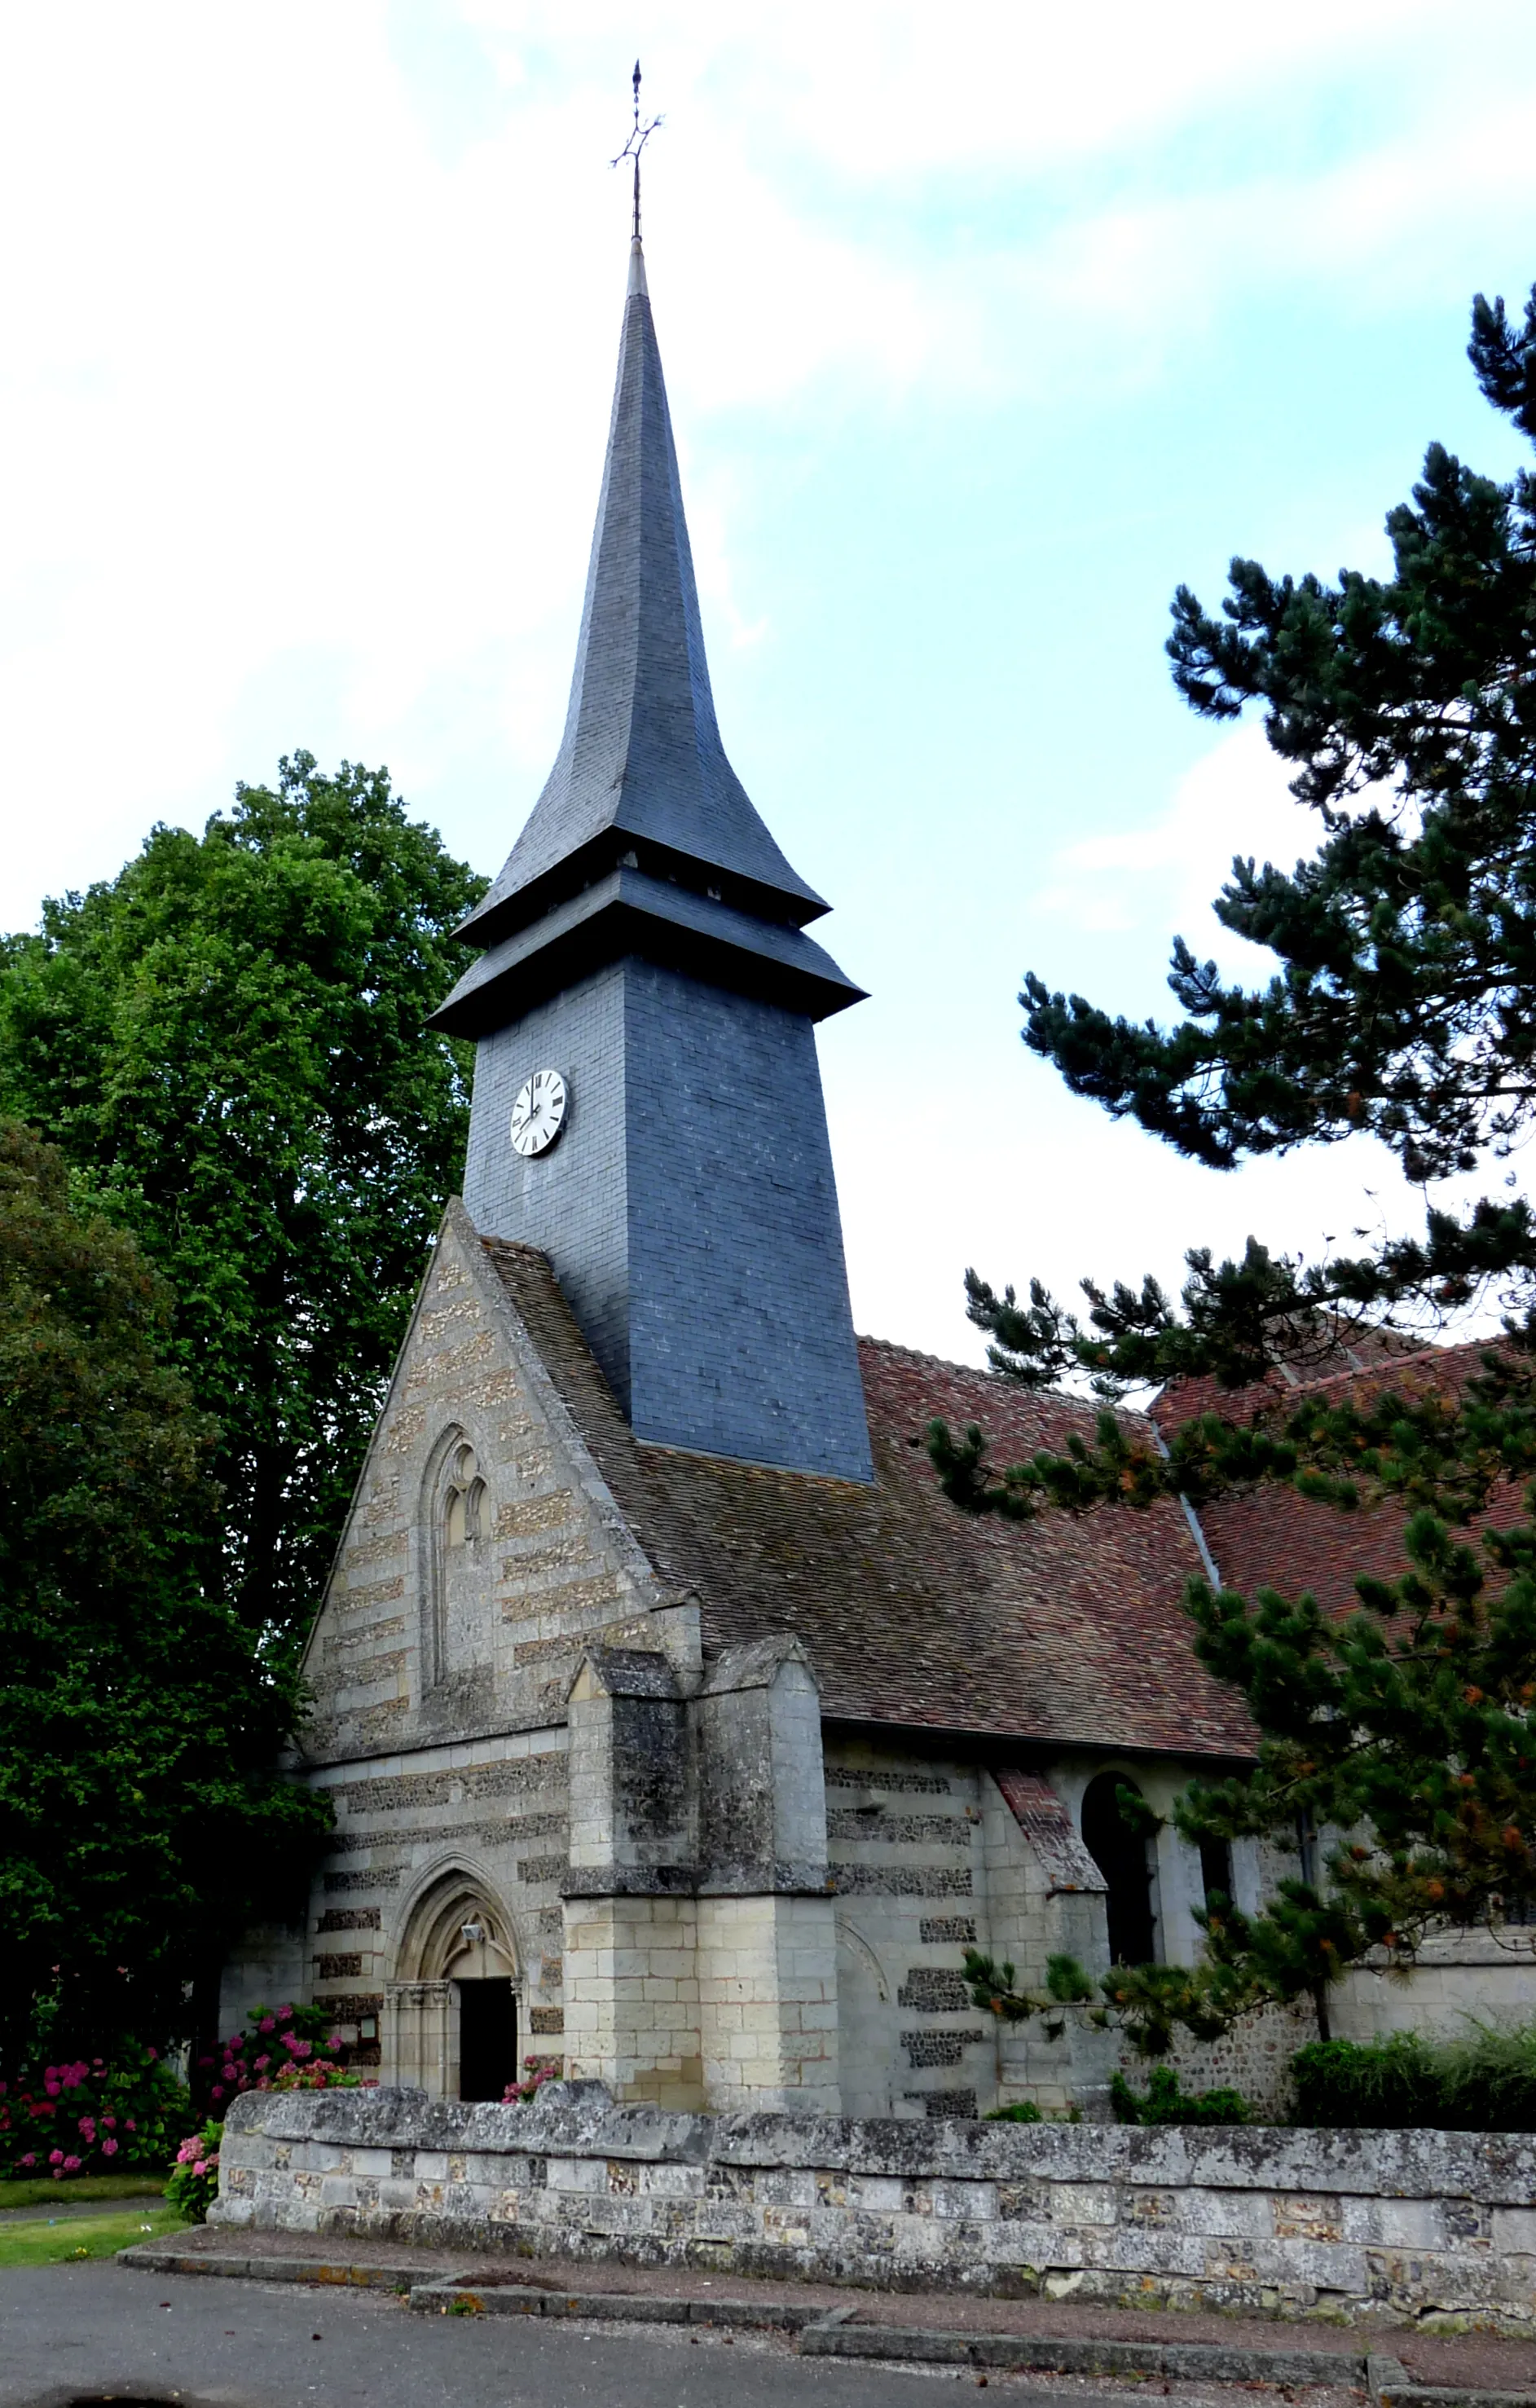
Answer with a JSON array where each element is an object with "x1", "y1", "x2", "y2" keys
[
  {"x1": 1155, "y1": 1338, "x2": 1524, "y2": 1623},
  {"x1": 995, "y1": 1771, "x2": 1104, "y2": 1893},
  {"x1": 484, "y1": 1240, "x2": 1257, "y2": 1763}
]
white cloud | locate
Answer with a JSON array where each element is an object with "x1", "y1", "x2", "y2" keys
[
  {"x1": 1032, "y1": 722, "x2": 1314, "y2": 975},
  {"x1": 0, "y1": 0, "x2": 1529, "y2": 1390}
]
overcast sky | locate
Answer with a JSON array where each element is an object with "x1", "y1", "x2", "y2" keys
[{"x1": 3, "y1": 2, "x2": 1534, "y2": 1365}]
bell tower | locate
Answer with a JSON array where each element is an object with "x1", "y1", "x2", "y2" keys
[{"x1": 431, "y1": 237, "x2": 872, "y2": 1484}]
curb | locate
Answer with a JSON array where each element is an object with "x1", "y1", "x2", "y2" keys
[
  {"x1": 1371, "y1": 2371, "x2": 1536, "y2": 2408},
  {"x1": 116, "y1": 2245, "x2": 435, "y2": 2292},
  {"x1": 408, "y1": 2277, "x2": 835, "y2": 2329},
  {"x1": 796, "y1": 2327, "x2": 1371, "y2": 2384},
  {"x1": 410, "y1": 2275, "x2": 1371, "y2": 2379},
  {"x1": 115, "y1": 2249, "x2": 1536, "y2": 2400}
]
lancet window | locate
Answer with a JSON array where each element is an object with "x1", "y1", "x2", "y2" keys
[
  {"x1": 424, "y1": 1429, "x2": 492, "y2": 1685},
  {"x1": 443, "y1": 1442, "x2": 486, "y2": 1548}
]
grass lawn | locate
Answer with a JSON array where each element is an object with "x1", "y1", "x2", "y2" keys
[
  {"x1": 0, "y1": 2205, "x2": 183, "y2": 2269},
  {"x1": 0, "y1": 2171, "x2": 169, "y2": 2212}
]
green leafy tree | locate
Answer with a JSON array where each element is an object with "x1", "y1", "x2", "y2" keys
[
  {"x1": 0, "y1": 755, "x2": 485, "y2": 1654},
  {"x1": 0, "y1": 1120, "x2": 331, "y2": 2071},
  {"x1": 934, "y1": 281, "x2": 1536, "y2": 2040}
]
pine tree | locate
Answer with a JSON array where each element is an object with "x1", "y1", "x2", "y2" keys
[{"x1": 935, "y1": 283, "x2": 1536, "y2": 2040}]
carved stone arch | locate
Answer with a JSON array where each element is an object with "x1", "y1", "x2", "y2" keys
[
  {"x1": 382, "y1": 1856, "x2": 522, "y2": 2098},
  {"x1": 391, "y1": 1853, "x2": 520, "y2": 1982},
  {"x1": 835, "y1": 1913, "x2": 893, "y2": 2119},
  {"x1": 834, "y1": 1915, "x2": 888, "y2": 2002},
  {"x1": 420, "y1": 1423, "x2": 492, "y2": 1688}
]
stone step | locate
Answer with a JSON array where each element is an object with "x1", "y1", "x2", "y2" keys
[{"x1": 117, "y1": 2244, "x2": 436, "y2": 2291}]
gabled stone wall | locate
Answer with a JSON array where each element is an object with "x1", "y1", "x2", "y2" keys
[{"x1": 213, "y1": 2081, "x2": 1536, "y2": 2331}]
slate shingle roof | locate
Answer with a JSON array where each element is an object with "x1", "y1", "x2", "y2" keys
[
  {"x1": 486, "y1": 1239, "x2": 1258, "y2": 1763},
  {"x1": 431, "y1": 237, "x2": 864, "y2": 1037},
  {"x1": 456, "y1": 240, "x2": 825, "y2": 951}
]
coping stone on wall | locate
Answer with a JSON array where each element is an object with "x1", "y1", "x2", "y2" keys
[{"x1": 219, "y1": 2083, "x2": 1536, "y2": 2203}]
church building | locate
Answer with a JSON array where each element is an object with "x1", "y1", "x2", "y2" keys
[{"x1": 221, "y1": 235, "x2": 1503, "y2": 2120}]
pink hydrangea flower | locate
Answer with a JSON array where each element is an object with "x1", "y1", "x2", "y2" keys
[
  {"x1": 63, "y1": 2155, "x2": 81, "y2": 2173},
  {"x1": 210, "y1": 2085, "x2": 224, "y2": 2102},
  {"x1": 125, "y1": 2119, "x2": 136, "y2": 2131},
  {"x1": 254, "y1": 2055, "x2": 269, "y2": 2071},
  {"x1": 102, "y1": 2137, "x2": 119, "y2": 2157},
  {"x1": 48, "y1": 2150, "x2": 63, "y2": 2165},
  {"x1": 258, "y1": 2015, "x2": 275, "y2": 2033}
]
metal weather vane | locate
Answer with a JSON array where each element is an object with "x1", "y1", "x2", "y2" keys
[{"x1": 611, "y1": 59, "x2": 662, "y2": 240}]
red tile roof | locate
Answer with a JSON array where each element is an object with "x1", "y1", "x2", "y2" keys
[
  {"x1": 1155, "y1": 1339, "x2": 1521, "y2": 1622},
  {"x1": 486, "y1": 1242, "x2": 1258, "y2": 1763}
]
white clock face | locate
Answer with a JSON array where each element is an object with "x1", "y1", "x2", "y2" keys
[{"x1": 509, "y1": 1068, "x2": 569, "y2": 1158}]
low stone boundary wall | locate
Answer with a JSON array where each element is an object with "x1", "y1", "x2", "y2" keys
[{"x1": 211, "y1": 2083, "x2": 1536, "y2": 2330}]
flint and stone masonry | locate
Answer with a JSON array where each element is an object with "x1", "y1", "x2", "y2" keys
[{"x1": 213, "y1": 2081, "x2": 1536, "y2": 2332}]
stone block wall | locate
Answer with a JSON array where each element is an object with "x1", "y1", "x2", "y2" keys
[
  {"x1": 298, "y1": 1204, "x2": 673, "y2": 1768},
  {"x1": 827, "y1": 1744, "x2": 999, "y2": 2120},
  {"x1": 213, "y1": 2082, "x2": 1536, "y2": 2331},
  {"x1": 696, "y1": 1895, "x2": 839, "y2": 2111},
  {"x1": 1334, "y1": 1928, "x2": 1536, "y2": 2043},
  {"x1": 308, "y1": 1728, "x2": 571, "y2": 2072},
  {"x1": 561, "y1": 1892, "x2": 703, "y2": 2108}
]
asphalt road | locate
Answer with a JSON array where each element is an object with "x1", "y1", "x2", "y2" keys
[{"x1": 0, "y1": 2262, "x2": 984, "y2": 2408}]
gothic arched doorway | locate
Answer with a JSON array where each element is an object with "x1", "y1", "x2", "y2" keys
[
  {"x1": 385, "y1": 1866, "x2": 520, "y2": 2101},
  {"x1": 1080, "y1": 1772, "x2": 1156, "y2": 1967}
]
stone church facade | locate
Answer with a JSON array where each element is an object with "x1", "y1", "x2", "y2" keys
[{"x1": 220, "y1": 235, "x2": 1520, "y2": 2119}]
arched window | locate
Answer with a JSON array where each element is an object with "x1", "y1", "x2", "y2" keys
[
  {"x1": 422, "y1": 1431, "x2": 491, "y2": 1686},
  {"x1": 1081, "y1": 1772, "x2": 1156, "y2": 1966},
  {"x1": 1199, "y1": 1834, "x2": 1235, "y2": 1912},
  {"x1": 443, "y1": 1444, "x2": 484, "y2": 1547}
]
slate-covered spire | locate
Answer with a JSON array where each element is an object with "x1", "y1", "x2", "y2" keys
[{"x1": 432, "y1": 237, "x2": 862, "y2": 1037}]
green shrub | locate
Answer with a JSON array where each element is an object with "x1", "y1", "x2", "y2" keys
[
  {"x1": 0, "y1": 2042, "x2": 191, "y2": 2180},
  {"x1": 196, "y1": 2002, "x2": 365, "y2": 2111},
  {"x1": 165, "y1": 2121, "x2": 223, "y2": 2223},
  {"x1": 1111, "y1": 2066, "x2": 1250, "y2": 2126},
  {"x1": 502, "y1": 2055, "x2": 562, "y2": 2104},
  {"x1": 1292, "y1": 2023, "x2": 1536, "y2": 2130},
  {"x1": 985, "y1": 2099, "x2": 1043, "y2": 2123},
  {"x1": 1290, "y1": 2034, "x2": 1439, "y2": 2128},
  {"x1": 1438, "y1": 2022, "x2": 1536, "y2": 2128}
]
